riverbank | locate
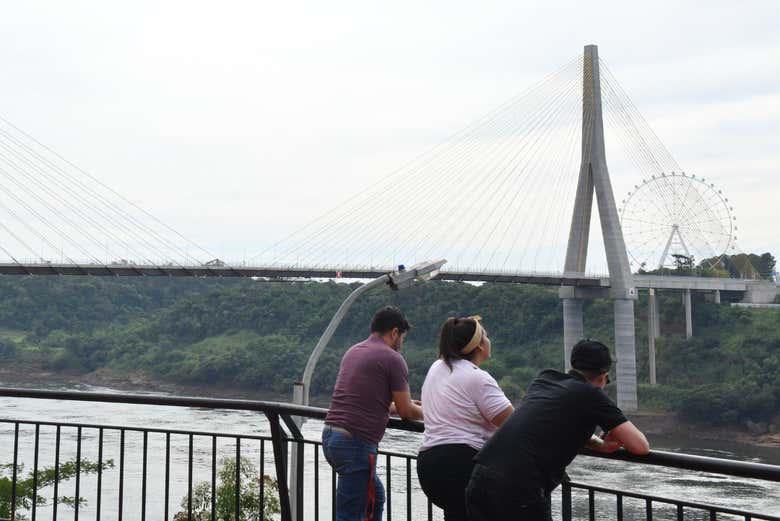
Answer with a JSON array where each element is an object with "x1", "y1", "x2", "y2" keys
[
  {"x1": 2, "y1": 363, "x2": 779, "y2": 449},
  {"x1": 629, "y1": 410, "x2": 780, "y2": 449}
]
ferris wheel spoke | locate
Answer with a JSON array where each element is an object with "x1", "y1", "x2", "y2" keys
[
  {"x1": 681, "y1": 225, "x2": 722, "y2": 260},
  {"x1": 621, "y1": 216, "x2": 672, "y2": 228},
  {"x1": 622, "y1": 230, "x2": 672, "y2": 239},
  {"x1": 663, "y1": 179, "x2": 687, "y2": 224},
  {"x1": 691, "y1": 225, "x2": 731, "y2": 244},
  {"x1": 680, "y1": 211, "x2": 731, "y2": 237},
  {"x1": 673, "y1": 180, "x2": 709, "y2": 226},
  {"x1": 625, "y1": 194, "x2": 670, "y2": 221},
  {"x1": 652, "y1": 177, "x2": 687, "y2": 222},
  {"x1": 633, "y1": 180, "x2": 676, "y2": 222},
  {"x1": 677, "y1": 184, "x2": 727, "y2": 229},
  {"x1": 680, "y1": 226, "x2": 727, "y2": 239},
  {"x1": 678, "y1": 180, "x2": 713, "y2": 221},
  {"x1": 674, "y1": 176, "x2": 699, "y2": 223},
  {"x1": 631, "y1": 227, "x2": 673, "y2": 255},
  {"x1": 642, "y1": 181, "x2": 679, "y2": 222},
  {"x1": 679, "y1": 218, "x2": 729, "y2": 234},
  {"x1": 693, "y1": 231, "x2": 732, "y2": 245}
]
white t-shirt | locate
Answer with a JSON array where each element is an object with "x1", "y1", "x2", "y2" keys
[{"x1": 419, "y1": 358, "x2": 512, "y2": 452}]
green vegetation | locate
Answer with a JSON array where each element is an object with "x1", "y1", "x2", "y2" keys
[
  {"x1": 0, "y1": 269, "x2": 778, "y2": 427},
  {"x1": 175, "y1": 457, "x2": 279, "y2": 521},
  {"x1": 640, "y1": 252, "x2": 776, "y2": 280},
  {"x1": 0, "y1": 459, "x2": 114, "y2": 520}
]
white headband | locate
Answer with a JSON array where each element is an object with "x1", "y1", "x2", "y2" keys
[{"x1": 459, "y1": 316, "x2": 484, "y2": 355}]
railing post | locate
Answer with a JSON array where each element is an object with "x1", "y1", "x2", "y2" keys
[
  {"x1": 268, "y1": 413, "x2": 293, "y2": 521},
  {"x1": 11, "y1": 422, "x2": 19, "y2": 521},
  {"x1": 290, "y1": 382, "x2": 304, "y2": 521},
  {"x1": 561, "y1": 480, "x2": 572, "y2": 521}
]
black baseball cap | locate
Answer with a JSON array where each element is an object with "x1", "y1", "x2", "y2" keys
[{"x1": 571, "y1": 339, "x2": 613, "y2": 373}]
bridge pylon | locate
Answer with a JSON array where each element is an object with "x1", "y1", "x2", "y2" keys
[{"x1": 561, "y1": 44, "x2": 639, "y2": 411}]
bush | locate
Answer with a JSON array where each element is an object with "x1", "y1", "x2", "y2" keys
[
  {"x1": 674, "y1": 382, "x2": 777, "y2": 424},
  {"x1": 637, "y1": 384, "x2": 683, "y2": 412},
  {"x1": 0, "y1": 458, "x2": 114, "y2": 520},
  {"x1": 43, "y1": 349, "x2": 86, "y2": 372},
  {"x1": 176, "y1": 457, "x2": 280, "y2": 521}
]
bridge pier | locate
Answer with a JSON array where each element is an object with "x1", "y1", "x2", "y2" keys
[
  {"x1": 650, "y1": 289, "x2": 660, "y2": 338},
  {"x1": 561, "y1": 286, "x2": 638, "y2": 410},
  {"x1": 683, "y1": 289, "x2": 693, "y2": 339},
  {"x1": 647, "y1": 289, "x2": 658, "y2": 385},
  {"x1": 614, "y1": 299, "x2": 638, "y2": 410}
]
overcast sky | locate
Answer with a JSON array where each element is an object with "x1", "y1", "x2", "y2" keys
[{"x1": 0, "y1": 1, "x2": 778, "y2": 271}]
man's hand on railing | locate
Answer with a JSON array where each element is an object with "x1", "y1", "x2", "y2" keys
[
  {"x1": 389, "y1": 399, "x2": 421, "y2": 415},
  {"x1": 391, "y1": 391, "x2": 424, "y2": 420},
  {"x1": 389, "y1": 400, "x2": 420, "y2": 415}
]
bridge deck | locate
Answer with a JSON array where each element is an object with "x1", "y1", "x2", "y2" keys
[{"x1": 0, "y1": 263, "x2": 775, "y2": 296}]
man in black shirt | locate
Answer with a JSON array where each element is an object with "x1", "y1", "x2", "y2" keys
[{"x1": 465, "y1": 339, "x2": 649, "y2": 520}]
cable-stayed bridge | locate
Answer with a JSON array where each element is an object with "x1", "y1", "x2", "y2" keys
[
  {"x1": 0, "y1": 45, "x2": 776, "y2": 410},
  {"x1": 0, "y1": 261, "x2": 772, "y2": 295}
]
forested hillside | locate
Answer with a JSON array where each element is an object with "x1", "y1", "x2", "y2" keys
[{"x1": 0, "y1": 276, "x2": 778, "y2": 427}]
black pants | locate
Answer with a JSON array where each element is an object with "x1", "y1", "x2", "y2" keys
[
  {"x1": 465, "y1": 464, "x2": 553, "y2": 521},
  {"x1": 417, "y1": 444, "x2": 478, "y2": 521}
]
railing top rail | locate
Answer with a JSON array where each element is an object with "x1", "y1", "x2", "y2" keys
[
  {"x1": 1, "y1": 387, "x2": 778, "y2": 482},
  {"x1": 0, "y1": 387, "x2": 424, "y2": 431},
  {"x1": 578, "y1": 447, "x2": 780, "y2": 483}
]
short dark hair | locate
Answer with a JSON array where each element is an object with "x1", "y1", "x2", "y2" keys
[
  {"x1": 370, "y1": 306, "x2": 410, "y2": 335},
  {"x1": 438, "y1": 317, "x2": 481, "y2": 370}
]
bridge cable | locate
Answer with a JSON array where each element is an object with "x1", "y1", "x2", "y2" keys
[
  {"x1": 256, "y1": 54, "x2": 584, "y2": 270},
  {"x1": 281, "y1": 57, "x2": 583, "y2": 269},
  {"x1": 0, "y1": 115, "x2": 216, "y2": 265}
]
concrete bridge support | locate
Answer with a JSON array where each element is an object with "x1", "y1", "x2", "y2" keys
[
  {"x1": 647, "y1": 289, "x2": 658, "y2": 385},
  {"x1": 614, "y1": 299, "x2": 638, "y2": 410},
  {"x1": 683, "y1": 289, "x2": 693, "y2": 339},
  {"x1": 650, "y1": 290, "x2": 660, "y2": 338}
]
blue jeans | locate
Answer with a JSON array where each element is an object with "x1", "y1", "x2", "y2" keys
[{"x1": 322, "y1": 425, "x2": 385, "y2": 521}]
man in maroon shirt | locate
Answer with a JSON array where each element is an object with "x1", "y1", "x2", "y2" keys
[{"x1": 323, "y1": 306, "x2": 423, "y2": 521}]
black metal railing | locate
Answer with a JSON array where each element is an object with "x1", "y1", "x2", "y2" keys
[
  {"x1": 559, "y1": 448, "x2": 780, "y2": 520},
  {"x1": 0, "y1": 388, "x2": 778, "y2": 521}
]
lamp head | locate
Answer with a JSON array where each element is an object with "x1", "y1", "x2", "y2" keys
[{"x1": 387, "y1": 259, "x2": 447, "y2": 290}]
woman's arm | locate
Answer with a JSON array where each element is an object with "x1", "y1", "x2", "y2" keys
[{"x1": 490, "y1": 405, "x2": 514, "y2": 427}]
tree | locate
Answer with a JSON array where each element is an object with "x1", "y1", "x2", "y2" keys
[
  {"x1": 672, "y1": 254, "x2": 694, "y2": 274},
  {"x1": 0, "y1": 459, "x2": 114, "y2": 520},
  {"x1": 748, "y1": 252, "x2": 777, "y2": 280},
  {"x1": 176, "y1": 457, "x2": 280, "y2": 521}
]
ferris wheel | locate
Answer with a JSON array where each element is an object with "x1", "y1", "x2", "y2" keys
[{"x1": 619, "y1": 172, "x2": 737, "y2": 271}]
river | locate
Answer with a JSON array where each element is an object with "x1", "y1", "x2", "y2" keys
[{"x1": 0, "y1": 382, "x2": 777, "y2": 520}]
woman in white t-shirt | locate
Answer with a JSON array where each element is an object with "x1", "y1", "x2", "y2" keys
[{"x1": 417, "y1": 316, "x2": 514, "y2": 521}]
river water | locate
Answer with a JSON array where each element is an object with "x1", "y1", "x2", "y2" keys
[{"x1": 0, "y1": 382, "x2": 777, "y2": 520}]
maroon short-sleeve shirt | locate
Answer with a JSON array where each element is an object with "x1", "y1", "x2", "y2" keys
[{"x1": 324, "y1": 335, "x2": 410, "y2": 444}]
